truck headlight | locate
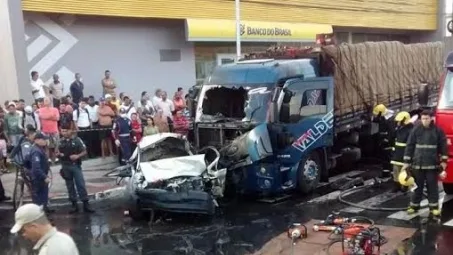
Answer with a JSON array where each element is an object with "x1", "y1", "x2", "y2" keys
[{"x1": 260, "y1": 167, "x2": 267, "y2": 174}]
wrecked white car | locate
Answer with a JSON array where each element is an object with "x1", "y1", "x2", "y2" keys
[{"x1": 112, "y1": 133, "x2": 226, "y2": 219}]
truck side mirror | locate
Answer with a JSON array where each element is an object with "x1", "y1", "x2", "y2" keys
[{"x1": 418, "y1": 83, "x2": 429, "y2": 106}]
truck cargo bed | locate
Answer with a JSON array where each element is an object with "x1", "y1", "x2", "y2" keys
[
  {"x1": 335, "y1": 91, "x2": 438, "y2": 133},
  {"x1": 322, "y1": 41, "x2": 443, "y2": 133}
]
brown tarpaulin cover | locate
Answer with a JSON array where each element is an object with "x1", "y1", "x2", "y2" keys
[{"x1": 322, "y1": 41, "x2": 444, "y2": 116}]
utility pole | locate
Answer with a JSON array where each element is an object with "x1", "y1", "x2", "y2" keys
[{"x1": 235, "y1": 0, "x2": 241, "y2": 61}]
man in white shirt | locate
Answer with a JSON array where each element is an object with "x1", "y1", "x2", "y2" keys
[
  {"x1": 152, "y1": 89, "x2": 162, "y2": 109},
  {"x1": 10, "y1": 204, "x2": 79, "y2": 255},
  {"x1": 156, "y1": 91, "x2": 175, "y2": 120},
  {"x1": 137, "y1": 91, "x2": 154, "y2": 109},
  {"x1": 86, "y1": 96, "x2": 99, "y2": 125},
  {"x1": 30, "y1": 71, "x2": 47, "y2": 103},
  {"x1": 85, "y1": 96, "x2": 100, "y2": 157},
  {"x1": 73, "y1": 99, "x2": 91, "y2": 130},
  {"x1": 119, "y1": 95, "x2": 137, "y2": 120}
]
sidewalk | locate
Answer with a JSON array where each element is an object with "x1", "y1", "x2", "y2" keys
[{"x1": 0, "y1": 156, "x2": 125, "y2": 208}]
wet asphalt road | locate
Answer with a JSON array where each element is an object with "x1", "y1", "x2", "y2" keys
[{"x1": 1, "y1": 168, "x2": 453, "y2": 254}]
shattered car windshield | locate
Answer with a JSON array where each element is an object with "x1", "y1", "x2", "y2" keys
[
  {"x1": 198, "y1": 84, "x2": 272, "y2": 122},
  {"x1": 140, "y1": 137, "x2": 190, "y2": 162}
]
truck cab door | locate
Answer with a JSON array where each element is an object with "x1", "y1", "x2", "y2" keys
[{"x1": 275, "y1": 77, "x2": 334, "y2": 163}]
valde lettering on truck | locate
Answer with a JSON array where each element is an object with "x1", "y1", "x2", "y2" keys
[{"x1": 292, "y1": 111, "x2": 334, "y2": 153}]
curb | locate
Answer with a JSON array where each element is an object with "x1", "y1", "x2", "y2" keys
[
  {"x1": 1, "y1": 186, "x2": 126, "y2": 210},
  {"x1": 49, "y1": 186, "x2": 126, "y2": 205}
]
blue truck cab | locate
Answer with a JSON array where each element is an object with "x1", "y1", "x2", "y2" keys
[{"x1": 194, "y1": 58, "x2": 335, "y2": 195}]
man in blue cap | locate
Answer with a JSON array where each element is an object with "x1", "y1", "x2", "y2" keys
[{"x1": 26, "y1": 132, "x2": 53, "y2": 213}]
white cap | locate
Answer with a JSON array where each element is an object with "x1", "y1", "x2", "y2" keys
[
  {"x1": 105, "y1": 94, "x2": 112, "y2": 99},
  {"x1": 24, "y1": 106, "x2": 33, "y2": 113},
  {"x1": 8, "y1": 102, "x2": 16, "y2": 108},
  {"x1": 10, "y1": 204, "x2": 45, "y2": 234}
]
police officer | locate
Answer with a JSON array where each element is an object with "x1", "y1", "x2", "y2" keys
[
  {"x1": 27, "y1": 132, "x2": 53, "y2": 213},
  {"x1": 112, "y1": 108, "x2": 132, "y2": 165},
  {"x1": 390, "y1": 111, "x2": 414, "y2": 192},
  {"x1": 10, "y1": 125, "x2": 36, "y2": 165},
  {"x1": 58, "y1": 127, "x2": 94, "y2": 213},
  {"x1": 372, "y1": 104, "x2": 395, "y2": 175},
  {"x1": 402, "y1": 110, "x2": 448, "y2": 216}
]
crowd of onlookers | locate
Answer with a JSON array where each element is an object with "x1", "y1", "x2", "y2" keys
[{"x1": 0, "y1": 69, "x2": 191, "y2": 172}]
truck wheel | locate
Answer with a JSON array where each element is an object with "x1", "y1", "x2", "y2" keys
[
  {"x1": 297, "y1": 152, "x2": 322, "y2": 194},
  {"x1": 443, "y1": 183, "x2": 453, "y2": 195}
]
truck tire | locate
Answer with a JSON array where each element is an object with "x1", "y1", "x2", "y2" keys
[
  {"x1": 443, "y1": 183, "x2": 453, "y2": 195},
  {"x1": 297, "y1": 152, "x2": 322, "y2": 194}
]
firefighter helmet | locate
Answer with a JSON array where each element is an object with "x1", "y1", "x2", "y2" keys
[
  {"x1": 398, "y1": 170, "x2": 415, "y2": 187},
  {"x1": 395, "y1": 111, "x2": 411, "y2": 125},
  {"x1": 373, "y1": 104, "x2": 387, "y2": 116}
]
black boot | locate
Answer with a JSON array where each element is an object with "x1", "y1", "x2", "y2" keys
[
  {"x1": 83, "y1": 201, "x2": 95, "y2": 213},
  {"x1": 69, "y1": 201, "x2": 79, "y2": 214},
  {"x1": 391, "y1": 182, "x2": 400, "y2": 193}
]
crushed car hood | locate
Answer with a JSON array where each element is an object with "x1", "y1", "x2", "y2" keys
[{"x1": 139, "y1": 154, "x2": 206, "y2": 183}]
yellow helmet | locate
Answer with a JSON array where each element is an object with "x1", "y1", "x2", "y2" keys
[
  {"x1": 398, "y1": 170, "x2": 415, "y2": 187},
  {"x1": 395, "y1": 111, "x2": 411, "y2": 125},
  {"x1": 373, "y1": 104, "x2": 387, "y2": 116}
]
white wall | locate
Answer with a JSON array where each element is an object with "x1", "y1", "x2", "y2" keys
[{"x1": 24, "y1": 13, "x2": 196, "y2": 101}]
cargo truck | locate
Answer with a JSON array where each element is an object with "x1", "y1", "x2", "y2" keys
[
  {"x1": 194, "y1": 38, "x2": 444, "y2": 196},
  {"x1": 435, "y1": 50, "x2": 453, "y2": 194}
]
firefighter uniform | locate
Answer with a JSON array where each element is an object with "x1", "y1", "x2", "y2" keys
[
  {"x1": 390, "y1": 111, "x2": 414, "y2": 192},
  {"x1": 373, "y1": 104, "x2": 395, "y2": 173},
  {"x1": 404, "y1": 122, "x2": 448, "y2": 215}
]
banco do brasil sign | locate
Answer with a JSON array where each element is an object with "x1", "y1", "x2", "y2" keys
[{"x1": 240, "y1": 24, "x2": 292, "y2": 37}]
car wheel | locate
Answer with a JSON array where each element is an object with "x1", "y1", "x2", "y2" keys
[
  {"x1": 128, "y1": 200, "x2": 149, "y2": 221},
  {"x1": 297, "y1": 152, "x2": 322, "y2": 194},
  {"x1": 443, "y1": 183, "x2": 453, "y2": 195}
]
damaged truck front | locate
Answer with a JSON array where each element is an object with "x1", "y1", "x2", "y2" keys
[
  {"x1": 194, "y1": 57, "x2": 327, "y2": 195},
  {"x1": 194, "y1": 40, "x2": 443, "y2": 197}
]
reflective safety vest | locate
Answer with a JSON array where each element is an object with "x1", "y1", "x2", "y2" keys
[{"x1": 391, "y1": 123, "x2": 414, "y2": 166}]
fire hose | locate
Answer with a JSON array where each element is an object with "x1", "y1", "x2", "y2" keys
[{"x1": 338, "y1": 177, "x2": 435, "y2": 212}]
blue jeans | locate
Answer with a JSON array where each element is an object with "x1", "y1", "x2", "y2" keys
[
  {"x1": 119, "y1": 137, "x2": 132, "y2": 164},
  {"x1": 31, "y1": 180, "x2": 49, "y2": 207},
  {"x1": 63, "y1": 165, "x2": 88, "y2": 202},
  {"x1": 9, "y1": 134, "x2": 21, "y2": 147}
]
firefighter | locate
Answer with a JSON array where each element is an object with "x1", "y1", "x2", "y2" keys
[
  {"x1": 402, "y1": 110, "x2": 448, "y2": 216},
  {"x1": 390, "y1": 111, "x2": 414, "y2": 192},
  {"x1": 372, "y1": 104, "x2": 395, "y2": 175}
]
